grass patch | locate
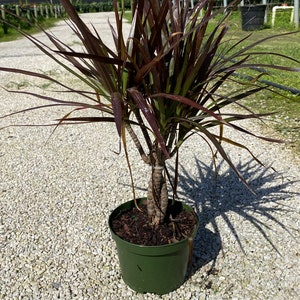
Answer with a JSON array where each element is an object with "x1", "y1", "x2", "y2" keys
[
  {"x1": 123, "y1": 10, "x2": 132, "y2": 22},
  {"x1": 189, "y1": 8, "x2": 300, "y2": 154},
  {"x1": 244, "y1": 89, "x2": 300, "y2": 153},
  {"x1": 211, "y1": 10, "x2": 300, "y2": 154},
  {"x1": 0, "y1": 18, "x2": 60, "y2": 42}
]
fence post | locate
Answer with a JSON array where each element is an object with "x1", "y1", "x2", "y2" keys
[
  {"x1": 50, "y1": 4, "x2": 54, "y2": 18},
  {"x1": 26, "y1": 7, "x2": 31, "y2": 21},
  {"x1": 34, "y1": 5, "x2": 38, "y2": 20},
  {"x1": 40, "y1": 4, "x2": 44, "y2": 18},
  {"x1": 56, "y1": 5, "x2": 61, "y2": 17},
  {"x1": 1, "y1": 4, "x2": 8, "y2": 34},
  {"x1": 16, "y1": 5, "x2": 20, "y2": 17},
  {"x1": 45, "y1": 5, "x2": 49, "y2": 19},
  {"x1": 54, "y1": 5, "x2": 58, "y2": 18},
  {"x1": 1, "y1": 4, "x2": 5, "y2": 20}
]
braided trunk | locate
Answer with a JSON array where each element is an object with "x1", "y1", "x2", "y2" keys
[{"x1": 147, "y1": 146, "x2": 168, "y2": 225}]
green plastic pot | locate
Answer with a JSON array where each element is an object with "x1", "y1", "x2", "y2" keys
[{"x1": 109, "y1": 198, "x2": 199, "y2": 295}]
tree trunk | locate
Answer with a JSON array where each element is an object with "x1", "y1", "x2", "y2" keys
[{"x1": 147, "y1": 145, "x2": 168, "y2": 225}]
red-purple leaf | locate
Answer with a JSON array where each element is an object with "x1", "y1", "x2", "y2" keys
[
  {"x1": 128, "y1": 88, "x2": 170, "y2": 159},
  {"x1": 152, "y1": 92, "x2": 222, "y2": 121},
  {"x1": 111, "y1": 92, "x2": 124, "y2": 137}
]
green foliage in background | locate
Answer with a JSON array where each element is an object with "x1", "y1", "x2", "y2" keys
[
  {"x1": 0, "y1": 4, "x2": 63, "y2": 41},
  {"x1": 224, "y1": 11, "x2": 300, "y2": 153}
]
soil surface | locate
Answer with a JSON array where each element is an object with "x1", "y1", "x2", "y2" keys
[{"x1": 111, "y1": 201, "x2": 197, "y2": 246}]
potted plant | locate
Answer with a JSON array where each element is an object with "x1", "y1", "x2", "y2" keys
[
  {"x1": 1, "y1": 0, "x2": 299, "y2": 295},
  {"x1": 240, "y1": 0, "x2": 267, "y2": 31}
]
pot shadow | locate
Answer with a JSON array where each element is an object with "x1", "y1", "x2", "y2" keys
[{"x1": 168, "y1": 157, "x2": 299, "y2": 278}]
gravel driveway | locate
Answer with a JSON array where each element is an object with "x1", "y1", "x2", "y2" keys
[{"x1": 1, "y1": 12, "x2": 300, "y2": 299}]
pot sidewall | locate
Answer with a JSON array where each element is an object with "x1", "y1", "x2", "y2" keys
[{"x1": 108, "y1": 198, "x2": 199, "y2": 295}]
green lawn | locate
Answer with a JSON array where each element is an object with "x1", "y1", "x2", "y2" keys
[
  {"x1": 0, "y1": 18, "x2": 60, "y2": 42},
  {"x1": 223, "y1": 11, "x2": 300, "y2": 154}
]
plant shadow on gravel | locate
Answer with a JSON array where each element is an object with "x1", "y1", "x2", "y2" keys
[
  {"x1": 168, "y1": 157, "x2": 299, "y2": 279},
  {"x1": 126, "y1": 156, "x2": 298, "y2": 281}
]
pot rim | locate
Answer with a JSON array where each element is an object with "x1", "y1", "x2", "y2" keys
[{"x1": 108, "y1": 198, "x2": 199, "y2": 250}]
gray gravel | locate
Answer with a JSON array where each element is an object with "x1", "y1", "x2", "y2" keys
[{"x1": 1, "y1": 12, "x2": 300, "y2": 299}]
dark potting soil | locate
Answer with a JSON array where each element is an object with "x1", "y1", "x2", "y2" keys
[{"x1": 111, "y1": 200, "x2": 197, "y2": 246}]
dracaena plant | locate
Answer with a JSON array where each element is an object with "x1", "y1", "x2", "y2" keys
[{"x1": 1, "y1": 0, "x2": 299, "y2": 227}]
